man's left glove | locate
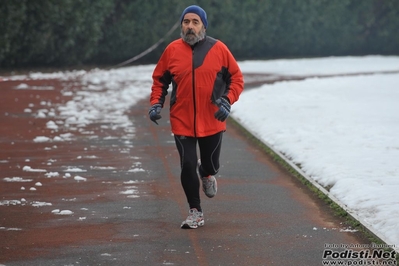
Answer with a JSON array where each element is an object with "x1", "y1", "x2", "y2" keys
[
  {"x1": 149, "y1": 103, "x2": 162, "y2": 125},
  {"x1": 214, "y1": 97, "x2": 231, "y2": 122}
]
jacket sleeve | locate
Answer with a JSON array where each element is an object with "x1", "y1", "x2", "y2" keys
[
  {"x1": 224, "y1": 45, "x2": 244, "y2": 105},
  {"x1": 150, "y1": 48, "x2": 172, "y2": 107}
]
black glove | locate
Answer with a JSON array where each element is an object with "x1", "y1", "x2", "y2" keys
[
  {"x1": 214, "y1": 97, "x2": 231, "y2": 122},
  {"x1": 149, "y1": 103, "x2": 162, "y2": 125}
]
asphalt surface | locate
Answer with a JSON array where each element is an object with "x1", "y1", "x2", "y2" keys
[{"x1": 0, "y1": 75, "x2": 370, "y2": 266}]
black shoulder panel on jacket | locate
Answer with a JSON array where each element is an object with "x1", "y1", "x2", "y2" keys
[{"x1": 193, "y1": 36, "x2": 217, "y2": 69}]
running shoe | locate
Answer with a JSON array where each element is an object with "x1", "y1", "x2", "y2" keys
[
  {"x1": 198, "y1": 160, "x2": 217, "y2": 198},
  {"x1": 181, "y1": 208, "x2": 204, "y2": 229}
]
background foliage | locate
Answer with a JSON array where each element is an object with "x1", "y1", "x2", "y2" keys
[{"x1": 1, "y1": 0, "x2": 398, "y2": 68}]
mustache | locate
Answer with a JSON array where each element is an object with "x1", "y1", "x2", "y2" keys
[{"x1": 185, "y1": 29, "x2": 195, "y2": 35}]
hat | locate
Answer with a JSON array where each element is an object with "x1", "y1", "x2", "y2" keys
[{"x1": 180, "y1": 5, "x2": 208, "y2": 28}]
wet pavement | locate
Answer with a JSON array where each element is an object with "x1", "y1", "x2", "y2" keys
[{"x1": 0, "y1": 74, "x2": 370, "y2": 265}]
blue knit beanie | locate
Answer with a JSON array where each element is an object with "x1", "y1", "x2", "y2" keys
[{"x1": 180, "y1": 5, "x2": 208, "y2": 28}]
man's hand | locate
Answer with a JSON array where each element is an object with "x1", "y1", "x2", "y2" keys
[
  {"x1": 214, "y1": 97, "x2": 231, "y2": 122},
  {"x1": 149, "y1": 103, "x2": 162, "y2": 125}
]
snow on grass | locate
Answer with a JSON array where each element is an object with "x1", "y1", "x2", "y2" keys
[{"x1": 233, "y1": 56, "x2": 399, "y2": 247}]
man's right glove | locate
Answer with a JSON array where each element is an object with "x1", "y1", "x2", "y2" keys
[
  {"x1": 149, "y1": 103, "x2": 162, "y2": 125},
  {"x1": 214, "y1": 97, "x2": 231, "y2": 122}
]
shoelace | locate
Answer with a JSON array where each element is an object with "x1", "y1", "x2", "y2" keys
[{"x1": 188, "y1": 209, "x2": 202, "y2": 220}]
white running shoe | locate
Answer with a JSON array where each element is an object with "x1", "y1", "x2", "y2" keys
[
  {"x1": 198, "y1": 160, "x2": 217, "y2": 198},
  {"x1": 181, "y1": 208, "x2": 204, "y2": 229}
]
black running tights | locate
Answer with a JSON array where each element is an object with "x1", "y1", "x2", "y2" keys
[{"x1": 174, "y1": 131, "x2": 223, "y2": 212}]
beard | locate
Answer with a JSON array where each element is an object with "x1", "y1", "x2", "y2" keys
[{"x1": 181, "y1": 27, "x2": 206, "y2": 45}]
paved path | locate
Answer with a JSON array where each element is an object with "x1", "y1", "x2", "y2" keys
[{"x1": 0, "y1": 76, "x2": 369, "y2": 266}]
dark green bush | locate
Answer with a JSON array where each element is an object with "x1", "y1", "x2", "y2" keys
[{"x1": 0, "y1": 0, "x2": 398, "y2": 68}]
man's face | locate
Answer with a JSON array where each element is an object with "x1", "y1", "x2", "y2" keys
[{"x1": 181, "y1": 13, "x2": 206, "y2": 45}]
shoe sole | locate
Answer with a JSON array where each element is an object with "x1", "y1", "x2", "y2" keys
[{"x1": 181, "y1": 220, "x2": 205, "y2": 229}]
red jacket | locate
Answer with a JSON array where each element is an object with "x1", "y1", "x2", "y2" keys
[{"x1": 150, "y1": 36, "x2": 244, "y2": 137}]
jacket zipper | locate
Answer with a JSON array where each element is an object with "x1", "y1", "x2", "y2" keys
[{"x1": 192, "y1": 48, "x2": 197, "y2": 137}]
